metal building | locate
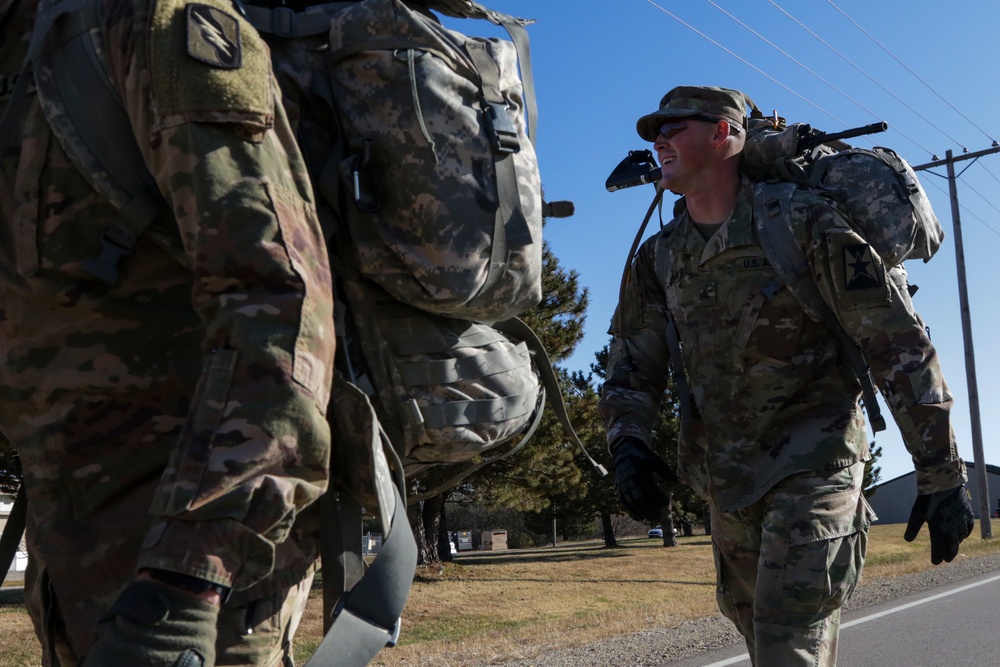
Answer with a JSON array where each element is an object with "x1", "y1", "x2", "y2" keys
[{"x1": 866, "y1": 462, "x2": 1000, "y2": 525}]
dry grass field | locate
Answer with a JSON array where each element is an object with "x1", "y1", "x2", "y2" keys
[{"x1": 3, "y1": 520, "x2": 1000, "y2": 667}]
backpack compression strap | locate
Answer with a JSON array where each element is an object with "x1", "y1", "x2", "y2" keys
[
  {"x1": 495, "y1": 318, "x2": 608, "y2": 475},
  {"x1": 0, "y1": 486, "x2": 27, "y2": 588},
  {"x1": 753, "y1": 181, "x2": 887, "y2": 432}
]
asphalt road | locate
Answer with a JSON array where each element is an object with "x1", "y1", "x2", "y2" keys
[{"x1": 660, "y1": 570, "x2": 1000, "y2": 667}]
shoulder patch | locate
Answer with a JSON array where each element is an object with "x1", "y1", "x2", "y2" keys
[
  {"x1": 843, "y1": 243, "x2": 883, "y2": 291},
  {"x1": 150, "y1": 0, "x2": 272, "y2": 128},
  {"x1": 186, "y1": 4, "x2": 242, "y2": 69}
]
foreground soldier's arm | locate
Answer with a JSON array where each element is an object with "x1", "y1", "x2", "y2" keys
[
  {"x1": 103, "y1": 0, "x2": 335, "y2": 591},
  {"x1": 795, "y1": 192, "x2": 966, "y2": 496}
]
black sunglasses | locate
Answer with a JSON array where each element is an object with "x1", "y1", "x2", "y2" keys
[{"x1": 658, "y1": 114, "x2": 742, "y2": 140}]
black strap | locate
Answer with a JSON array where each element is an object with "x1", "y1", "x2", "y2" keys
[
  {"x1": 0, "y1": 486, "x2": 27, "y2": 587},
  {"x1": 319, "y1": 489, "x2": 365, "y2": 630},
  {"x1": 307, "y1": 485, "x2": 415, "y2": 666}
]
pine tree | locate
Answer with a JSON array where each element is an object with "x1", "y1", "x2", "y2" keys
[{"x1": 863, "y1": 440, "x2": 883, "y2": 499}]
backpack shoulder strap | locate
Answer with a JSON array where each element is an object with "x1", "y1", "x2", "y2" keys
[
  {"x1": 0, "y1": 486, "x2": 27, "y2": 587},
  {"x1": 1, "y1": 0, "x2": 176, "y2": 284},
  {"x1": 753, "y1": 181, "x2": 887, "y2": 432},
  {"x1": 243, "y1": 1, "x2": 353, "y2": 38}
]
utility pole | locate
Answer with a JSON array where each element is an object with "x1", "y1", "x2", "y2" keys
[{"x1": 914, "y1": 145, "x2": 1000, "y2": 540}]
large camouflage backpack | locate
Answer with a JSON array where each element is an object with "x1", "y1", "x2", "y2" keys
[
  {"x1": 741, "y1": 115, "x2": 945, "y2": 268},
  {"x1": 253, "y1": 3, "x2": 604, "y2": 661},
  {"x1": 249, "y1": 0, "x2": 601, "y2": 495}
]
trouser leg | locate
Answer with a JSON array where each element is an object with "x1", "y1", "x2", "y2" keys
[
  {"x1": 710, "y1": 502, "x2": 761, "y2": 663},
  {"x1": 712, "y1": 462, "x2": 873, "y2": 667}
]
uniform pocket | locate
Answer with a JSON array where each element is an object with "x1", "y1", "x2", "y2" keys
[{"x1": 781, "y1": 487, "x2": 875, "y2": 617}]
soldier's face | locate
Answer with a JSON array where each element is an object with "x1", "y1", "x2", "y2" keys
[{"x1": 653, "y1": 118, "x2": 718, "y2": 193}]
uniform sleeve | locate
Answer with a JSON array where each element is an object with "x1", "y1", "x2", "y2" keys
[
  {"x1": 598, "y1": 236, "x2": 673, "y2": 453},
  {"x1": 800, "y1": 195, "x2": 966, "y2": 496},
  {"x1": 109, "y1": 0, "x2": 335, "y2": 589}
]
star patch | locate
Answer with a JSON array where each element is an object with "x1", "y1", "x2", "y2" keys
[
  {"x1": 185, "y1": 4, "x2": 242, "y2": 69},
  {"x1": 843, "y1": 243, "x2": 882, "y2": 291}
]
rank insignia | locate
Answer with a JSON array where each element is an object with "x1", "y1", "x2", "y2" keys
[
  {"x1": 186, "y1": 4, "x2": 242, "y2": 69},
  {"x1": 843, "y1": 243, "x2": 882, "y2": 291}
]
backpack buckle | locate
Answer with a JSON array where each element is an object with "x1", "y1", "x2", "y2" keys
[
  {"x1": 271, "y1": 6, "x2": 295, "y2": 38},
  {"x1": 484, "y1": 100, "x2": 520, "y2": 154},
  {"x1": 81, "y1": 221, "x2": 136, "y2": 285}
]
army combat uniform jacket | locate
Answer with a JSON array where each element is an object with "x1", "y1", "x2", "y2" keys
[
  {"x1": 599, "y1": 179, "x2": 966, "y2": 512},
  {"x1": 0, "y1": 0, "x2": 334, "y2": 652}
]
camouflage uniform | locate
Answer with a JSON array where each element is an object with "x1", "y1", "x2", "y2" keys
[
  {"x1": 600, "y1": 174, "x2": 965, "y2": 664},
  {"x1": 0, "y1": 0, "x2": 335, "y2": 662}
]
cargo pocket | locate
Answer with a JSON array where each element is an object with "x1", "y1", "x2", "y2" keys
[{"x1": 780, "y1": 487, "x2": 875, "y2": 619}]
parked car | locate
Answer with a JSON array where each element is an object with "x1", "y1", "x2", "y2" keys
[{"x1": 647, "y1": 525, "x2": 678, "y2": 538}]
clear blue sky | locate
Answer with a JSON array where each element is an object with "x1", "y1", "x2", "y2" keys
[{"x1": 448, "y1": 1, "x2": 1000, "y2": 489}]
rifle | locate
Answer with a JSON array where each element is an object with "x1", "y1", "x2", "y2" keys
[
  {"x1": 605, "y1": 121, "x2": 890, "y2": 193},
  {"x1": 797, "y1": 121, "x2": 889, "y2": 151}
]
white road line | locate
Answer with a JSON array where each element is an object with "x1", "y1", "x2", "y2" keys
[{"x1": 698, "y1": 573, "x2": 1000, "y2": 667}]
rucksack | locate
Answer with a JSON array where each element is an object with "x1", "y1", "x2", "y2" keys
[
  {"x1": 0, "y1": 0, "x2": 603, "y2": 662},
  {"x1": 611, "y1": 111, "x2": 944, "y2": 436},
  {"x1": 245, "y1": 0, "x2": 601, "y2": 488},
  {"x1": 741, "y1": 116, "x2": 945, "y2": 268}
]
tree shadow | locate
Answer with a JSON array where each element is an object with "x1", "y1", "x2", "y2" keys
[{"x1": 0, "y1": 587, "x2": 24, "y2": 606}]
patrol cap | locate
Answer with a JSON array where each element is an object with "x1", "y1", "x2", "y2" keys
[{"x1": 636, "y1": 86, "x2": 749, "y2": 141}]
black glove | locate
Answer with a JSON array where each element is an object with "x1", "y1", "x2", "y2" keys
[
  {"x1": 904, "y1": 485, "x2": 975, "y2": 565},
  {"x1": 611, "y1": 436, "x2": 679, "y2": 523},
  {"x1": 80, "y1": 580, "x2": 220, "y2": 667}
]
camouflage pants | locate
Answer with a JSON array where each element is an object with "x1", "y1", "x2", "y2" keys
[
  {"x1": 710, "y1": 462, "x2": 875, "y2": 667},
  {"x1": 28, "y1": 565, "x2": 315, "y2": 667}
]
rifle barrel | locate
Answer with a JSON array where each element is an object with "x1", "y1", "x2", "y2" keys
[{"x1": 800, "y1": 121, "x2": 888, "y2": 150}]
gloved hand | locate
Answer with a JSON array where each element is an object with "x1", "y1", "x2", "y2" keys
[
  {"x1": 611, "y1": 436, "x2": 679, "y2": 523},
  {"x1": 80, "y1": 579, "x2": 220, "y2": 667},
  {"x1": 904, "y1": 485, "x2": 975, "y2": 565}
]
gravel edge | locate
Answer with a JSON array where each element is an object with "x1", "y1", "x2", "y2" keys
[{"x1": 487, "y1": 551, "x2": 1000, "y2": 667}]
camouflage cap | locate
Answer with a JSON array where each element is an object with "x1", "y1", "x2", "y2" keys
[{"x1": 636, "y1": 86, "x2": 749, "y2": 141}]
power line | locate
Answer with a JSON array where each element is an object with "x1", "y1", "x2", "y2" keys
[
  {"x1": 645, "y1": 0, "x2": 1000, "y2": 240},
  {"x1": 767, "y1": 0, "x2": 950, "y2": 158},
  {"x1": 703, "y1": 0, "x2": 936, "y2": 155},
  {"x1": 920, "y1": 169, "x2": 1000, "y2": 238},
  {"x1": 643, "y1": 0, "x2": 848, "y2": 127},
  {"x1": 826, "y1": 0, "x2": 997, "y2": 146},
  {"x1": 704, "y1": 1, "x2": 870, "y2": 121}
]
